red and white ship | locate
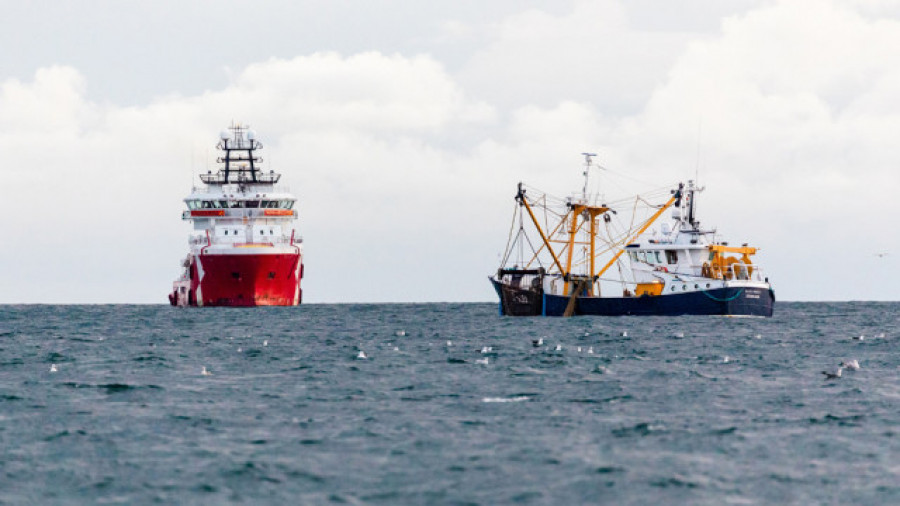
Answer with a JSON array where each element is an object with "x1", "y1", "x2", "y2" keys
[{"x1": 169, "y1": 124, "x2": 304, "y2": 307}]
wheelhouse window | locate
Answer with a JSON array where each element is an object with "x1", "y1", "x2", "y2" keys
[
  {"x1": 246, "y1": 200, "x2": 260, "y2": 208},
  {"x1": 666, "y1": 250, "x2": 678, "y2": 264}
]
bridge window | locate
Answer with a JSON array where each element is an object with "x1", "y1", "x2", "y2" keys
[{"x1": 246, "y1": 200, "x2": 259, "y2": 208}]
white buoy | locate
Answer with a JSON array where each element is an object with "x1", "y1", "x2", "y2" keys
[{"x1": 49, "y1": 364, "x2": 58, "y2": 373}]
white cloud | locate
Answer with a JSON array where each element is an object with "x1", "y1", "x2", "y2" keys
[{"x1": 2, "y1": 0, "x2": 900, "y2": 303}]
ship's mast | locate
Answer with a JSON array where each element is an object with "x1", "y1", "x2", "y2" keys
[
  {"x1": 202, "y1": 123, "x2": 279, "y2": 185},
  {"x1": 581, "y1": 152, "x2": 597, "y2": 202},
  {"x1": 684, "y1": 179, "x2": 703, "y2": 230}
]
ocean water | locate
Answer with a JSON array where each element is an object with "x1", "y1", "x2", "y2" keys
[{"x1": 0, "y1": 302, "x2": 898, "y2": 505}]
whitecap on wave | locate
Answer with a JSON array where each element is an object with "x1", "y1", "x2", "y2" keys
[{"x1": 482, "y1": 396, "x2": 531, "y2": 403}]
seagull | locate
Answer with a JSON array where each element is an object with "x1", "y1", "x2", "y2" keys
[
  {"x1": 723, "y1": 356, "x2": 730, "y2": 363},
  {"x1": 475, "y1": 357, "x2": 489, "y2": 365},
  {"x1": 446, "y1": 340, "x2": 452, "y2": 347},
  {"x1": 554, "y1": 344, "x2": 562, "y2": 351},
  {"x1": 673, "y1": 332, "x2": 685, "y2": 339},
  {"x1": 201, "y1": 366, "x2": 212, "y2": 376},
  {"x1": 396, "y1": 330, "x2": 407, "y2": 337},
  {"x1": 263, "y1": 340, "x2": 268, "y2": 347},
  {"x1": 532, "y1": 338, "x2": 544, "y2": 347},
  {"x1": 481, "y1": 346, "x2": 493, "y2": 354},
  {"x1": 357, "y1": 350, "x2": 367, "y2": 360},
  {"x1": 49, "y1": 364, "x2": 58, "y2": 373},
  {"x1": 875, "y1": 333, "x2": 886, "y2": 339},
  {"x1": 852, "y1": 335, "x2": 865, "y2": 341},
  {"x1": 577, "y1": 347, "x2": 582, "y2": 353},
  {"x1": 840, "y1": 359, "x2": 860, "y2": 371},
  {"x1": 621, "y1": 331, "x2": 628, "y2": 337},
  {"x1": 822, "y1": 366, "x2": 843, "y2": 379},
  {"x1": 237, "y1": 347, "x2": 242, "y2": 352},
  {"x1": 587, "y1": 347, "x2": 594, "y2": 354}
]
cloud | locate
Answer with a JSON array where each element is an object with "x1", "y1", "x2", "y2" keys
[
  {"x1": 457, "y1": 0, "x2": 700, "y2": 115},
  {"x1": 3, "y1": 0, "x2": 900, "y2": 303},
  {"x1": 0, "y1": 53, "x2": 503, "y2": 303}
]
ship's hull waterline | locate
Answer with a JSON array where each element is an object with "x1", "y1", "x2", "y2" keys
[
  {"x1": 491, "y1": 278, "x2": 775, "y2": 317},
  {"x1": 170, "y1": 253, "x2": 303, "y2": 307}
]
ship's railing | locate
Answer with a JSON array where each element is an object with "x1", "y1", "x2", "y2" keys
[
  {"x1": 724, "y1": 263, "x2": 766, "y2": 282},
  {"x1": 189, "y1": 234, "x2": 301, "y2": 247},
  {"x1": 183, "y1": 209, "x2": 298, "y2": 220},
  {"x1": 191, "y1": 184, "x2": 293, "y2": 194},
  {"x1": 200, "y1": 172, "x2": 281, "y2": 184}
]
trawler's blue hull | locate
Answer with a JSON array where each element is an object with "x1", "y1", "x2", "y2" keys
[{"x1": 491, "y1": 279, "x2": 775, "y2": 317}]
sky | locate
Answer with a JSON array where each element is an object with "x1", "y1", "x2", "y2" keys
[{"x1": 1, "y1": 0, "x2": 899, "y2": 303}]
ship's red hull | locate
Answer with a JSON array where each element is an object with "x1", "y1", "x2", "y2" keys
[{"x1": 172, "y1": 252, "x2": 303, "y2": 307}]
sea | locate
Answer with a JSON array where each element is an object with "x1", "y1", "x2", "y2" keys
[{"x1": 0, "y1": 302, "x2": 897, "y2": 505}]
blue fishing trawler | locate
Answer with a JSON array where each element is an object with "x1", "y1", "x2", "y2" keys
[{"x1": 490, "y1": 154, "x2": 775, "y2": 317}]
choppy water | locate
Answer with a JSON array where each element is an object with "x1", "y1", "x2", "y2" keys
[{"x1": 1, "y1": 303, "x2": 898, "y2": 504}]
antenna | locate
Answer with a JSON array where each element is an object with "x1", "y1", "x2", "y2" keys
[
  {"x1": 581, "y1": 152, "x2": 597, "y2": 201},
  {"x1": 695, "y1": 117, "x2": 702, "y2": 184}
]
